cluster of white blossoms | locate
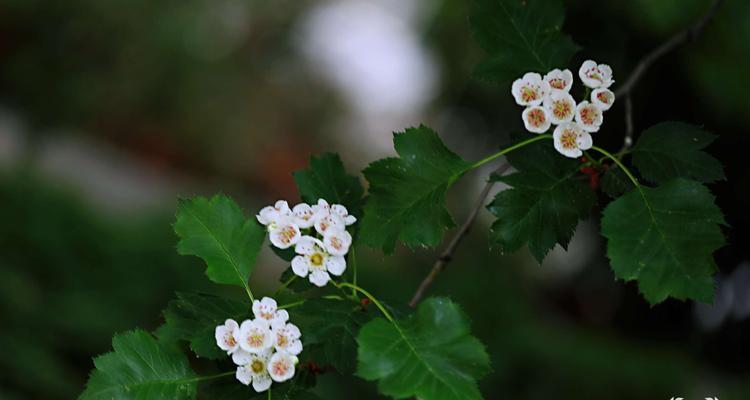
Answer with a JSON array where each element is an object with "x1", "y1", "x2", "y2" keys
[
  {"x1": 257, "y1": 199, "x2": 356, "y2": 287},
  {"x1": 215, "y1": 297, "x2": 302, "y2": 393},
  {"x1": 511, "y1": 60, "x2": 616, "y2": 158}
]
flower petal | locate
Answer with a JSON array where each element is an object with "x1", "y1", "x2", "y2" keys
[{"x1": 325, "y1": 255, "x2": 346, "y2": 276}]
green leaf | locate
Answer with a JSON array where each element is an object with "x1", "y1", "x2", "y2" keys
[
  {"x1": 291, "y1": 299, "x2": 374, "y2": 374},
  {"x1": 601, "y1": 166, "x2": 634, "y2": 198},
  {"x1": 156, "y1": 292, "x2": 250, "y2": 359},
  {"x1": 201, "y1": 368, "x2": 319, "y2": 400},
  {"x1": 174, "y1": 194, "x2": 265, "y2": 294},
  {"x1": 357, "y1": 297, "x2": 490, "y2": 400},
  {"x1": 360, "y1": 125, "x2": 471, "y2": 254},
  {"x1": 632, "y1": 122, "x2": 725, "y2": 184},
  {"x1": 601, "y1": 179, "x2": 726, "y2": 304},
  {"x1": 488, "y1": 139, "x2": 596, "y2": 262},
  {"x1": 79, "y1": 330, "x2": 197, "y2": 400},
  {"x1": 471, "y1": 0, "x2": 580, "y2": 83},
  {"x1": 293, "y1": 152, "x2": 365, "y2": 217}
]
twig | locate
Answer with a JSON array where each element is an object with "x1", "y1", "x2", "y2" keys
[
  {"x1": 619, "y1": 94, "x2": 634, "y2": 154},
  {"x1": 409, "y1": 161, "x2": 512, "y2": 307},
  {"x1": 614, "y1": 0, "x2": 723, "y2": 98}
]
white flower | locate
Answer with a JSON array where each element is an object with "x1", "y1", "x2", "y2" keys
[
  {"x1": 271, "y1": 322, "x2": 303, "y2": 355},
  {"x1": 215, "y1": 319, "x2": 240, "y2": 354},
  {"x1": 511, "y1": 72, "x2": 550, "y2": 106},
  {"x1": 311, "y1": 199, "x2": 331, "y2": 215},
  {"x1": 238, "y1": 319, "x2": 273, "y2": 353},
  {"x1": 553, "y1": 123, "x2": 592, "y2": 158},
  {"x1": 522, "y1": 106, "x2": 551, "y2": 133},
  {"x1": 252, "y1": 297, "x2": 289, "y2": 325},
  {"x1": 292, "y1": 236, "x2": 346, "y2": 287},
  {"x1": 313, "y1": 211, "x2": 345, "y2": 236},
  {"x1": 268, "y1": 216, "x2": 301, "y2": 249},
  {"x1": 543, "y1": 90, "x2": 577, "y2": 124},
  {"x1": 330, "y1": 204, "x2": 356, "y2": 226},
  {"x1": 256, "y1": 201, "x2": 292, "y2": 226},
  {"x1": 323, "y1": 229, "x2": 352, "y2": 256},
  {"x1": 292, "y1": 203, "x2": 315, "y2": 229},
  {"x1": 591, "y1": 88, "x2": 615, "y2": 111},
  {"x1": 235, "y1": 349, "x2": 273, "y2": 392},
  {"x1": 578, "y1": 60, "x2": 613, "y2": 89},
  {"x1": 575, "y1": 101, "x2": 604, "y2": 132},
  {"x1": 544, "y1": 68, "x2": 573, "y2": 92},
  {"x1": 268, "y1": 351, "x2": 298, "y2": 383}
]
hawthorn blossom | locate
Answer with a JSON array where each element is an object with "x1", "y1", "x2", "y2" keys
[
  {"x1": 575, "y1": 101, "x2": 604, "y2": 132},
  {"x1": 591, "y1": 88, "x2": 615, "y2": 111},
  {"x1": 271, "y1": 322, "x2": 303, "y2": 355},
  {"x1": 313, "y1": 212, "x2": 345, "y2": 237},
  {"x1": 252, "y1": 297, "x2": 289, "y2": 325},
  {"x1": 553, "y1": 123, "x2": 592, "y2": 158},
  {"x1": 544, "y1": 68, "x2": 573, "y2": 92},
  {"x1": 543, "y1": 90, "x2": 577, "y2": 124},
  {"x1": 511, "y1": 72, "x2": 550, "y2": 106},
  {"x1": 292, "y1": 236, "x2": 346, "y2": 287},
  {"x1": 292, "y1": 203, "x2": 315, "y2": 229},
  {"x1": 268, "y1": 216, "x2": 301, "y2": 249},
  {"x1": 268, "y1": 351, "x2": 298, "y2": 383},
  {"x1": 239, "y1": 319, "x2": 273, "y2": 353},
  {"x1": 235, "y1": 349, "x2": 273, "y2": 392},
  {"x1": 256, "y1": 201, "x2": 292, "y2": 226},
  {"x1": 578, "y1": 60, "x2": 613, "y2": 89},
  {"x1": 323, "y1": 229, "x2": 352, "y2": 256},
  {"x1": 330, "y1": 204, "x2": 357, "y2": 226},
  {"x1": 215, "y1": 319, "x2": 240, "y2": 354},
  {"x1": 522, "y1": 106, "x2": 551, "y2": 133}
]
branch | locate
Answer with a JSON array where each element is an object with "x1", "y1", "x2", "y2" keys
[
  {"x1": 614, "y1": 0, "x2": 723, "y2": 98},
  {"x1": 409, "y1": 161, "x2": 512, "y2": 307}
]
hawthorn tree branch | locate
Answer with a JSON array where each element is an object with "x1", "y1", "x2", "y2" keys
[
  {"x1": 614, "y1": 0, "x2": 722, "y2": 153},
  {"x1": 409, "y1": 161, "x2": 512, "y2": 307}
]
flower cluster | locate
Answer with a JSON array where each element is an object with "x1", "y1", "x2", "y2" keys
[
  {"x1": 511, "y1": 60, "x2": 616, "y2": 158},
  {"x1": 215, "y1": 297, "x2": 302, "y2": 393},
  {"x1": 257, "y1": 199, "x2": 356, "y2": 287}
]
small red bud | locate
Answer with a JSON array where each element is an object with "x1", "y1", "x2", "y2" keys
[
  {"x1": 361, "y1": 298, "x2": 371, "y2": 307},
  {"x1": 580, "y1": 156, "x2": 588, "y2": 163}
]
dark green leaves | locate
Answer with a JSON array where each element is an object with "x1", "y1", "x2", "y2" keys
[
  {"x1": 488, "y1": 139, "x2": 596, "y2": 262},
  {"x1": 79, "y1": 330, "x2": 197, "y2": 400},
  {"x1": 601, "y1": 179, "x2": 725, "y2": 304},
  {"x1": 291, "y1": 299, "x2": 373, "y2": 374},
  {"x1": 174, "y1": 195, "x2": 265, "y2": 294},
  {"x1": 632, "y1": 122, "x2": 725, "y2": 184},
  {"x1": 471, "y1": 0, "x2": 580, "y2": 83},
  {"x1": 293, "y1": 153, "x2": 365, "y2": 217},
  {"x1": 157, "y1": 292, "x2": 249, "y2": 359},
  {"x1": 357, "y1": 297, "x2": 490, "y2": 400},
  {"x1": 360, "y1": 126, "x2": 471, "y2": 253}
]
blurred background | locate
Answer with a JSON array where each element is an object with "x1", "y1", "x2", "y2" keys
[{"x1": 1, "y1": 0, "x2": 749, "y2": 399}]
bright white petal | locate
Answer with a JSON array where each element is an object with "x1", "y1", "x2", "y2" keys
[
  {"x1": 232, "y1": 349, "x2": 254, "y2": 366},
  {"x1": 309, "y1": 270, "x2": 331, "y2": 287},
  {"x1": 344, "y1": 215, "x2": 357, "y2": 225},
  {"x1": 294, "y1": 235, "x2": 321, "y2": 255},
  {"x1": 251, "y1": 374, "x2": 272, "y2": 392},
  {"x1": 286, "y1": 339, "x2": 303, "y2": 355},
  {"x1": 236, "y1": 366, "x2": 252, "y2": 385},
  {"x1": 522, "y1": 106, "x2": 551, "y2": 134},
  {"x1": 269, "y1": 222, "x2": 301, "y2": 249},
  {"x1": 577, "y1": 132, "x2": 593, "y2": 150},
  {"x1": 268, "y1": 352, "x2": 297, "y2": 382},
  {"x1": 323, "y1": 230, "x2": 352, "y2": 256},
  {"x1": 291, "y1": 256, "x2": 310, "y2": 277},
  {"x1": 325, "y1": 255, "x2": 346, "y2": 276}
]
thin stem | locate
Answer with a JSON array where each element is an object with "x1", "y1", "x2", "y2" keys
[
  {"x1": 180, "y1": 371, "x2": 235, "y2": 384},
  {"x1": 618, "y1": 94, "x2": 635, "y2": 155},
  {"x1": 245, "y1": 286, "x2": 255, "y2": 303},
  {"x1": 268, "y1": 386, "x2": 272, "y2": 400},
  {"x1": 274, "y1": 275, "x2": 297, "y2": 296},
  {"x1": 591, "y1": 146, "x2": 640, "y2": 188},
  {"x1": 409, "y1": 162, "x2": 512, "y2": 307},
  {"x1": 278, "y1": 299, "x2": 306, "y2": 309},
  {"x1": 334, "y1": 282, "x2": 394, "y2": 323},
  {"x1": 468, "y1": 134, "x2": 552, "y2": 170},
  {"x1": 322, "y1": 294, "x2": 345, "y2": 301}
]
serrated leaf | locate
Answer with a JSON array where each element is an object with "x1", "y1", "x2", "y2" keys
[
  {"x1": 357, "y1": 297, "x2": 490, "y2": 400},
  {"x1": 488, "y1": 138, "x2": 596, "y2": 262},
  {"x1": 632, "y1": 122, "x2": 725, "y2": 184},
  {"x1": 601, "y1": 179, "x2": 725, "y2": 304},
  {"x1": 601, "y1": 166, "x2": 634, "y2": 198},
  {"x1": 360, "y1": 125, "x2": 471, "y2": 254},
  {"x1": 174, "y1": 195, "x2": 265, "y2": 294},
  {"x1": 293, "y1": 152, "x2": 365, "y2": 217},
  {"x1": 290, "y1": 299, "x2": 374, "y2": 374},
  {"x1": 156, "y1": 292, "x2": 250, "y2": 360},
  {"x1": 79, "y1": 330, "x2": 197, "y2": 400},
  {"x1": 471, "y1": 0, "x2": 580, "y2": 83}
]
